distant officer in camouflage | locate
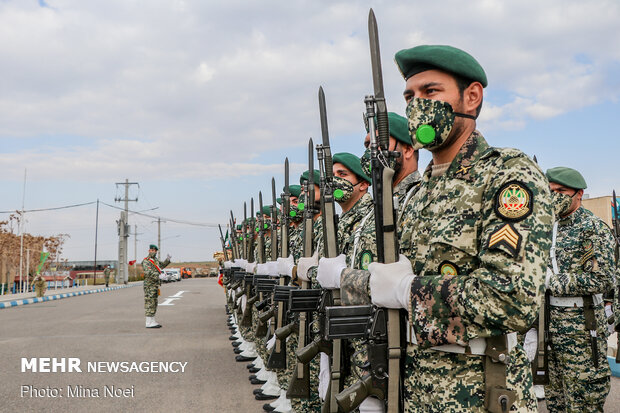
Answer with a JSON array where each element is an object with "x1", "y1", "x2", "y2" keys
[
  {"x1": 33, "y1": 274, "x2": 46, "y2": 298},
  {"x1": 103, "y1": 265, "x2": 111, "y2": 287},
  {"x1": 545, "y1": 167, "x2": 615, "y2": 413},
  {"x1": 142, "y1": 244, "x2": 171, "y2": 328},
  {"x1": 336, "y1": 45, "x2": 554, "y2": 412}
]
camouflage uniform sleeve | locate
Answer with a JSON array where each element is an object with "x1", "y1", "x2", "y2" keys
[
  {"x1": 142, "y1": 259, "x2": 157, "y2": 278},
  {"x1": 549, "y1": 218, "x2": 615, "y2": 296},
  {"x1": 340, "y1": 268, "x2": 371, "y2": 306},
  {"x1": 159, "y1": 257, "x2": 171, "y2": 269},
  {"x1": 409, "y1": 156, "x2": 553, "y2": 348}
]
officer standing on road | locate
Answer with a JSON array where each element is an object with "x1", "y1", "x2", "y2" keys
[
  {"x1": 333, "y1": 45, "x2": 554, "y2": 412},
  {"x1": 33, "y1": 273, "x2": 46, "y2": 298},
  {"x1": 544, "y1": 167, "x2": 615, "y2": 412},
  {"x1": 142, "y1": 244, "x2": 171, "y2": 328},
  {"x1": 103, "y1": 265, "x2": 111, "y2": 288}
]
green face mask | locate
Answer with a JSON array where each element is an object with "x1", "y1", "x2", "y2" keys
[
  {"x1": 361, "y1": 149, "x2": 372, "y2": 178},
  {"x1": 552, "y1": 191, "x2": 574, "y2": 218},
  {"x1": 406, "y1": 97, "x2": 475, "y2": 150},
  {"x1": 333, "y1": 176, "x2": 358, "y2": 203}
]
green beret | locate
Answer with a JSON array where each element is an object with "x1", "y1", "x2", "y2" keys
[
  {"x1": 300, "y1": 170, "x2": 320, "y2": 185},
  {"x1": 333, "y1": 152, "x2": 371, "y2": 183},
  {"x1": 546, "y1": 167, "x2": 587, "y2": 190},
  {"x1": 276, "y1": 197, "x2": 282, "y2": 205},
  {"x1": 261, "y1": 205, "x2": 272, "y2": 216},
  {"x1": 365, "y1": 112, "x2": 412, "y2": 146},
  {"x1": 149, "y1": 244, "x2": 158, "y2": 251},
  {"x1": 394, "y1": 45, "x2": 487, "y2": 88},
  {"x1": 289, "y1": 184, "x2": 301, "y2": 198},
  {"x1": 236, "y1": 224, "x2": 242, "y2": 230}
]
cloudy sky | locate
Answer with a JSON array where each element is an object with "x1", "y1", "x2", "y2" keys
[{"x1": 1, "y1": 0, "x2": 619, "y2": 262}]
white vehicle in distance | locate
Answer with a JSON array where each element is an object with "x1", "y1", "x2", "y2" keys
[
  {"x1": 166, "y1": 268, "x2": 182, "y2": 282},
  {"x1": 159, "y1": 270, "x2": 171, "y2": 283}
]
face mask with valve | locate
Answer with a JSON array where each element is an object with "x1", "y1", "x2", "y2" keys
[{"x1": 406, "y1": 97, "x2": 476, "y2": 151}]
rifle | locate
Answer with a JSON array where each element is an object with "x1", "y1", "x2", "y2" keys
[
  {"x1": 317, "y1": 86, "x2": 344, "y2": 413},
  {"x1": 229, "y1": 211, "x2": 239, "y2": 260},
  {"x1": 248, "y1": 198, "x2": 256, "y2": 264},
  {"x1": 267, "y1": 160, "x2": 292, "y2": 370},
  {"x1": 336, "y1": 10, "x2": 403, "y2": 413},
  {"x1": 532, "y1": 290, "x2": 551, "y2": 384},
  {"x1": 258, "y1": 192, "x2": 266, "y2": 265},
  {"x1": 242, "y1": 202, "x2": 248, "y2": 260},
  {"x1": 218, "y1": 224, "x2": 229, "y2": 262},
  {"x1": 287, "y1": 138, "x2": 319, "y2": 399},
  {"x1": 271, "y1": 177, "x2": 279, "y2": 262}
]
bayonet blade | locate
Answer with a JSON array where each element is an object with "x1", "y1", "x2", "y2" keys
[
  {"x1": 285, "y1": 158, "x2": 290, "y2": 194},
  {"x1": 368, "y1": 8, "x2": 389, "y2": 149},
  {"x1": 318, "y1": 86, "x2": 334, "y2": 180}
]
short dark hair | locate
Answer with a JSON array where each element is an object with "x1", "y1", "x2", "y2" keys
[{"x1": 454, "y1": 74, "x2": 483, "y2": 118}]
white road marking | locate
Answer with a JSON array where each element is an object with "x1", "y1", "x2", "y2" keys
[
  {"x1": 160, "y1": 298, "x2": 180, "y2": 306},
  {"x1": 170, "y1": 291, "x2": 186, "y2": 298}
]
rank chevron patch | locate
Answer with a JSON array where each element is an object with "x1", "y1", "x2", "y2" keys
[{"x1": 488, "y1": 223, "x2": 522, "y2": 257}]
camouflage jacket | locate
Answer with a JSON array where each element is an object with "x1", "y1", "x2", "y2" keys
[
  {"x1": 338, "y1": 193, "x2": 375, "y2": 265},
  {"x1": 142, "y1": 255, "x2": 170, "y2": 281},
  {"x1": 289, "y1": 223, "x2": 303, "y2": 262},
  {"x1": 340, "y1": 172, "x2": 422, "y2": 305},
  {"x1": 548, "y1": 206, "x2": 615, "y2": 337},
  {"x1": 342, "y1": 131, "x2": 553, "y2": 348}
]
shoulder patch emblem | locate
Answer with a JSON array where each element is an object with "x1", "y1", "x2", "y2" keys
[
  {"x1": 360, "y1": 250, "x2": 373, "y2": 271},
  {"x1": 438, "y1": 261, "x2": 459, "y2": 276},
  {"x1": 488, "y1": 223, "x2": 522, "y2": 258},
  {"x1": 495, "y1": 181, "x2": 533, "y2": 221}
]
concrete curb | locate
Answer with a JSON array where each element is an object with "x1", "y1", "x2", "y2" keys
[{"x1": 0, "y1": 283, "x2": 142, "y2": 310}]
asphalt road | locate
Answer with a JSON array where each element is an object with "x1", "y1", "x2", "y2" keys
[
  {"x1": 1, "y1": 277, "x2": 617, "y2": 412},
  {"x1": 0, "y1": 278, "x2": 265, "y2": 413}
]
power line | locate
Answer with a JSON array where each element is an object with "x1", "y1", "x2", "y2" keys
[
  {"x1": 99, "y1": 201, "x2": 222, "y2": 227},
  {"x1": 0, "y1": 201, "x2": 97, "y2": 214}
]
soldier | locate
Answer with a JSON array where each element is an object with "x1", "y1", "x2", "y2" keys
[
  {"x1": 544, "y1": 167, "x2": 615, "y2": 412},
  {"x1": 321, "y1": 45, "x2": 554, "y2": 412},
  {"x1": 33, "y1": 274, "x2": 46, "y2": 298},
  {"x1": 141, "y1": 244, "x2": 171, "y2": 328},
  {"x1": 103, "y1": 265, "x2": 111, "y2": 288},
  {"x1": 317, "y1": 114, "x2": 420, "y2": 411}
]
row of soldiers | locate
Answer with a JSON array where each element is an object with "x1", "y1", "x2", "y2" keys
[{"x1": 218, "y1": 13, "x2": 618, "y2": 413}]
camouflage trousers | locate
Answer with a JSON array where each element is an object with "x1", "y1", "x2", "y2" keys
[
  {"x1": 403, "y1": 345, "x2": 537, "y2": 412},
  {"x1": 546, "y1": 333, "x2": 610, "y2": 412},
  {"x1": 144, "y1": 277, "x2": 159, "y2": 317}
]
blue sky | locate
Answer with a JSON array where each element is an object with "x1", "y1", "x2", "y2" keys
[{"x1": 0, "y1": 0, "x2": 619, "y2": 261}]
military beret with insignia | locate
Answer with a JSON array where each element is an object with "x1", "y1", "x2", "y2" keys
[
  {"x1": 394, "y1": 45, "x2": 488, "y2": 87},
  {"x1": 289, "y1": 184, "x2": 302, "y2": 198},
  {"x1": 546, "y1": 167, "x2": 587, "y2": 190},
  {"x1": 149, "y1": 244, "x2": 158, "y2": 250},
  {"x1": 300, "y1": 169, "x2": 320, "y2": 185},
  {"x1": 333, "y1": 152, "x2": 371, "y2": 183}
]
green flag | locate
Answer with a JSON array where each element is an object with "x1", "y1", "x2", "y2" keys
[{"x1": 36, "y1": 252, "x2": 50, "y2": 275}]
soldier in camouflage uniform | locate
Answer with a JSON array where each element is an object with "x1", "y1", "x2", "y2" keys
[
  {"x1": 332, "y1": 45, "x2": 554, "y2": 412},
  {"x1": 103, "y1": 265, "x2": 111, "y2": 287},
  {"x1": 320, "y1": 115, "x2": 420, "y2": 411},
  {"x1": 142, "y1": 244, "x2": 170, "y2": 328},
  {"x1": 544, "y1": 167, "x2": 615, "y2": 412}
]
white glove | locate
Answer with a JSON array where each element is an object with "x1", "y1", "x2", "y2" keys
[
  {"x1": 317, "y1": 254, "x2": 347, "y2": 289},
  {"x1": 605, "y1": 304, "x2": 614, "y2": 334},
  {"x1": 256, "y1": 263, "x2": 269, "y2": 275},
  {"x1": 265, "y1": 261, "x2": 279, "y2": 277},
  {"x1": 266, "y1": 334, "x2": 276, "y2": 351},
  {"x1": 318, "y1": 352, "x2": 330, "y2": 401},
  {"x1": 245, "y1": 262, "x2": 257, "y2": 274},
  {"x1": 523, "y1": 328, "x2": 538, "y2": 362},
  {"x1": 298, "y1": 251, "x2": 319, "y2": 282},
  {"x1": 545, "y1": 267, "x2": 553, "y2": 289},
  {"x1": 166, "y1": 254, "x2": 171, "y2": 261},
  {"x1": 241, "y1": 294, "x2": 247, "y2": 313},
  {"x1": 277, "y1": 255, "x2": 295, "y2": 277},
  {"x1": 368, "y1": 254, "x2": 415, "y2": 309},
  {"x1": 234, "y1": 258, "x2": 248, "y2": 268},
  {"x1": 360, "y1": 397, "x2": 385, "y2": 413},
  {"x1": 224, "y1": 261, "x2": 232, "y2": 269}
]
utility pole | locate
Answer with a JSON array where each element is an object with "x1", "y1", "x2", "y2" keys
[
  {"x1": 151, "y1": 217, "x2": 166, "y2": 259},
  {"x1": 115, "y1": 179, "x2": 138, "y2": 285}
]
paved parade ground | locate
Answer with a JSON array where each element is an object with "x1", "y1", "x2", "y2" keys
[{"x1": 0, "y1": 278, "x2": 617, "y2": 412}]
